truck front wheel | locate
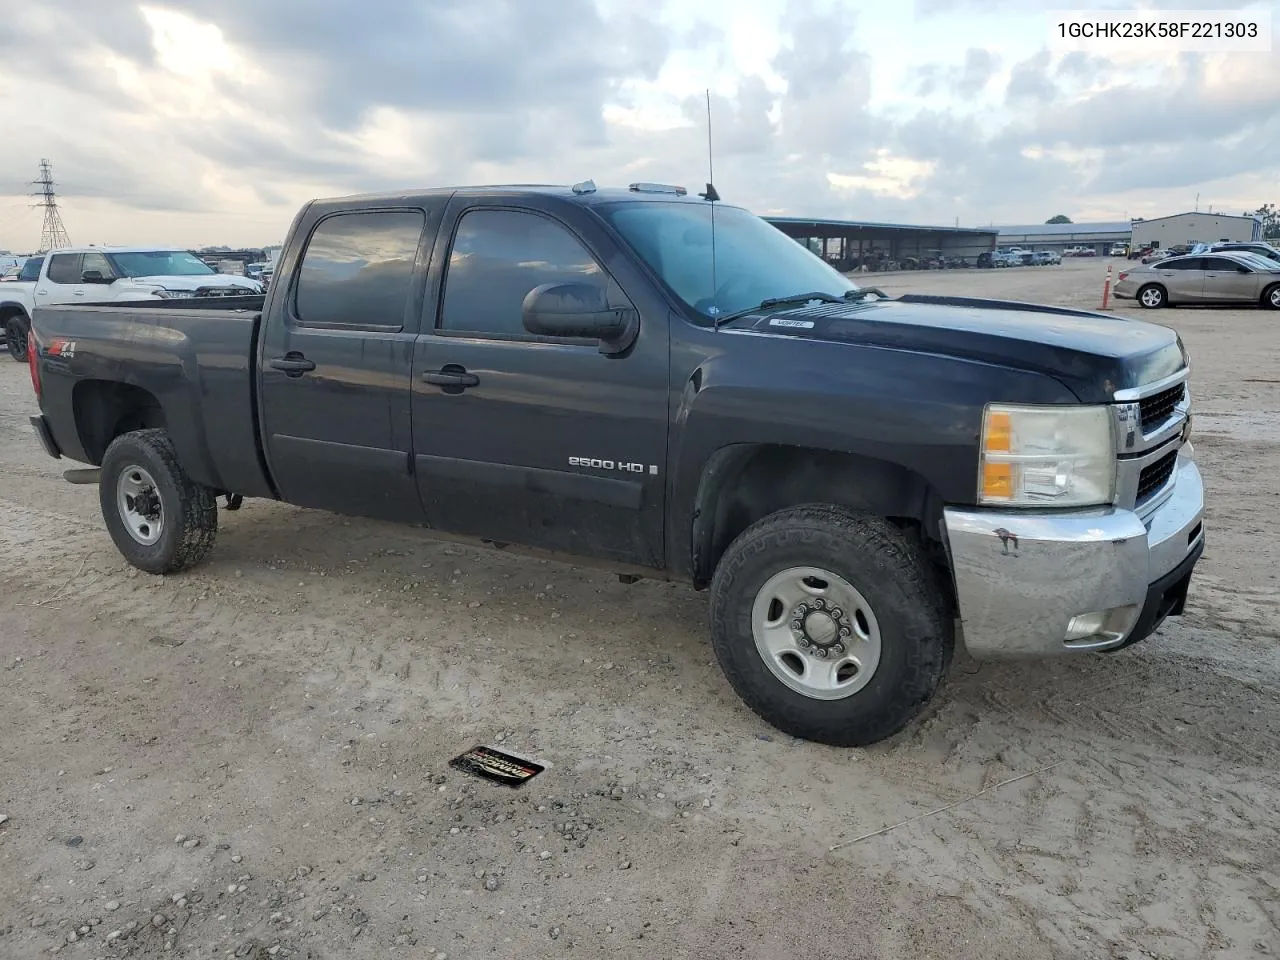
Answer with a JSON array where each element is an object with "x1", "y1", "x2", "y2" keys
[
  {"x1": 708, "y1": 505, "x2": 951, "y2": 747},
  {"x1": 99, "y1": 429, "x2": 218, "y2": 574}
]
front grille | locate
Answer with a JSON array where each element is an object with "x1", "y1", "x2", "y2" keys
[
  {"x1": 195, "y1": 285, "x2": 256, "y2": 297},
  {"x1": 1137, "y1": 449, "x2": 1178, "y2": 502},
  {"x1": 1139, "y1": 383, "x2": 1185, "y2": 429}
]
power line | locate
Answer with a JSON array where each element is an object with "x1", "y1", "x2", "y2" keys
[{"x1": 30, "y1": 159, "x2": 71, "y2": 252}]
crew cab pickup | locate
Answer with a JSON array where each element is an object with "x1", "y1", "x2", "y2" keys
[
  {"x1": 26, "y1": 181, "x2": 1206, "y2": 747},
  {"x1": 2, "y1": 246, "x2": 261, "y2": 362}
]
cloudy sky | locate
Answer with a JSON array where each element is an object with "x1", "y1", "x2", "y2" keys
[{"x1": 1, "y1": 0, "x2": 1276, "y2": 251}]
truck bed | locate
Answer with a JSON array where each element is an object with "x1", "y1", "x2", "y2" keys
[{"x1": 30, "y1": 298, "x2": 275, "y2": 499}]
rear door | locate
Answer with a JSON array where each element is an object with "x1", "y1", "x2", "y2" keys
[
  {"x1": 258, "y1": 203, "x2": 443, "y2": 522},
  {"x1": 1155, "y1": 257, "x2": 1205, "y2": 302},
  {"x1": 409, "y1": 197, "x2": 670, "y2": 568},
  {"x1": 1201, "y1": 255, "x2": 1258, "y2": 302}
]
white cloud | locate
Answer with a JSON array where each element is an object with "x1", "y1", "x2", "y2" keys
[{"x1": 0, "y1": 0, "x2": 1275, "y2": 252}]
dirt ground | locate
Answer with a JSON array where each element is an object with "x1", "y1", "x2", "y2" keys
[{"x1": 1, "y1": 257, "x2": 1277, "y2": 960}]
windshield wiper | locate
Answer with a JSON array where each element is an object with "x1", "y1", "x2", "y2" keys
[
  {"x1": 712, "y1": 291, "x2": 846, "y2": 327},
  {"x1": 843, "y1": 287, "x2": 889, "y2": 301}
]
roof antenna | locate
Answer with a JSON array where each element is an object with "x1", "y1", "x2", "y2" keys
[{"x1": 699, "y1": 89, "x2": 722, "y2": 327}]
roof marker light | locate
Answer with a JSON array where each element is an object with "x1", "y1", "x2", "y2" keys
[{"x1": 628, "y1": 182, "x2": 687, "y2": 195}]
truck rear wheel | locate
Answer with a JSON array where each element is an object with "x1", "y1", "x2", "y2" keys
[
  {"x1": 708, "y1": 505, "x2": 951, "y2": 747},
  {"x1": 6, "y1": 316, "x2": 28, "y2": 362},
  {"x1": 99, "y1": 429, "x2": 218, "y2": 574}
]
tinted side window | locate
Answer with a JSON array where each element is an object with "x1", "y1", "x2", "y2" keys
[
  {"x1": 439, "y1": 209, "x2": 604, "y2": 337},
  {"x1": 294, "y1": 210, "x2": 424, "y2": 329},
  {"x1": 19, "y1": 257, "x2": 44, "y2": 282},
  {"x1": 1164, "y1": 258, "x2": 1202, "y2": 270},
  {"x1": 1203, "y1": 257, "x2": 1240, "y2": 271},
  {"x1": 46, "y1": 254, "x2": 82, "y2": 284}
]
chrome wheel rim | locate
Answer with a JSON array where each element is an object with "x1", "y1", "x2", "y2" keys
[
  {"x1": 750, "y1": 566, "x2": 882, "y2": 701},
  {"x1": 1140, "y1": 287, "x2": 1162, "y2": 307},
  {"x1": 1270, "y1": 287, "x2": 1280, "y2": 308},
  {"x1": 116, "y1": 465, "x2": 163, "y2": 545}
]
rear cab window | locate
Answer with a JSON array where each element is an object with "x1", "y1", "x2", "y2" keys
[
  {"x1": 45, "y1": 254, "x2": 82, "y2": 284},
  {"x1": 293, "y1": 210, "x2": 425, "y2": 331}
]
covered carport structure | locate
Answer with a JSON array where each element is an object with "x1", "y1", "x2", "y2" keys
[{"x1": 764, "y1": 216, "x2": 998, "y2": 271}]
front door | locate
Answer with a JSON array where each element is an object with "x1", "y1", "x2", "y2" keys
[
  {"x1": 410, "y1": 199, "x2": 670, "y2": 568},
  {"x1": 1201, "y1": 255, "x2": 1259, "y2": 303},
  {"x1": 258, "y1": 205, "x2": 439, "y2": 522}
]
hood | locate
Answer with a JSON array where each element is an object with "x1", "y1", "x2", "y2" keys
[
  {"x1": 128, "y1": 274, "x2": 262, "y2": 292},
  {"x1": 721, "y1": 294, "x2": 1186, "y2": 402}
]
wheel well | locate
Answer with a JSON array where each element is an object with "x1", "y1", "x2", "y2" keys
[
  {"x1": 0, "y1": 305, "x2": 29, "y2": 328},
  {"x1": 72, "y1": 380, "x2": 166, "y2": 464},
  {"x1": 690, "y1": 444, "x2": 953, "y2": 603}
]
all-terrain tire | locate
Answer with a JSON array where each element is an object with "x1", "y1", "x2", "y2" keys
[
  {"x1": 6, "y1": 315, "x2": 29, "y2": 362},
  {"x1": 1137, "y1": 283, "x2": 1167, "y2": 309},
  {"x1": 708, "y1": 504, "x2": 952, "y2": 747},
  {"x1": 99, "y1": 429, "x2": 218, "y2": 574}
]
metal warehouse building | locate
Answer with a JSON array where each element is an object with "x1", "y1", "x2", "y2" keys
[
  {"x1": 995, "y1": 221, "x2": 1132, "y2": 255},
  {"x1": 1130, "y1": 212, "x2": 1262, "y2": 249},
  {"x1": 765, "y1": 217, "x2": 998, "y2": 270}
]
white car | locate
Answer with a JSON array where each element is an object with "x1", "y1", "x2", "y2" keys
[{"x1": 1, "y1": 246, "x2": 261, "y2": 361}]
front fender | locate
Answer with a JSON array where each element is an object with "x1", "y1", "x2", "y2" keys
[{"x1": 663, "y1": 333, "x2": 1079, "y2": 580}]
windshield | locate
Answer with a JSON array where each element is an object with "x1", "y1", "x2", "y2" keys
[
  {"x1": 106, "y1": 250, "x2": 216, "y2": 278},
  {"x1": 596, "y1": 201, "x2": 857, "y2": 321}
]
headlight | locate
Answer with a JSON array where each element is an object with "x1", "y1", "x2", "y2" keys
[
  {"x1": 151, "y1": 289, "x2": 194, "y2": 299},
  {"x1": 978, "y1": 403, "x2": 1115, "y2": 507}
]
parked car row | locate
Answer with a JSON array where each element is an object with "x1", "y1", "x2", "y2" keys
[
  {"x1": 0, "y1": 246, "x2": 262, "y2": 361},
  {"x1": 987, "y1": 247, "x2": 1062, "y2": 267}
]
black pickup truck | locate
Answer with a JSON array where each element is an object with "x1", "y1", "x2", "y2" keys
[{"x1": 26, "y1": 180, "x2": 1206, "y2": 747}]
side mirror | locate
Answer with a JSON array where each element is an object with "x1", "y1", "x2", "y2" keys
[
  {"x1": 522, "y1": 282, "x2": 638, "y2": 354},
  {"x1": 81, "y1": 270, "x2": 112, "y2": 283}
]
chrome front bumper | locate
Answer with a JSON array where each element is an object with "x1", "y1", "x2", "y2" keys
[{"x1": 942, "y1": 445, "x2": 1205, "y2": 658}]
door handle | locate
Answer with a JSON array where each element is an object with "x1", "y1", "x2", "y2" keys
[
  {"x1": 422, "y1": 367, "x2": 479, "y2": 388},
  {"x1": 269, "y1": 353, "x2": 315, "y2": 377}
]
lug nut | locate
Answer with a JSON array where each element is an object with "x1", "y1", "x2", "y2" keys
[
  {"x1": 791, "y1": 619, "x2": 803, "y2": 631},
  {"x1": 834, "y1": 643, "x2": 845, "y2": 654},
  {"x1": 830, "y1": 607, "x2": 843, "y2": 619},
  {"x1": 812, "y1": 598, "x2": 825, "y2": 610}
]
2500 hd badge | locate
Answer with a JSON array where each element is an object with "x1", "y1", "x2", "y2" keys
[{"x1": 568, "y1": 457, "x2": 658, "y2": 475}]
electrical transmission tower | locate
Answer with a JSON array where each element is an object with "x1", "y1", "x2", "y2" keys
[{"x1": 31, "y1": 159, "x2": 72, "y2": 252}]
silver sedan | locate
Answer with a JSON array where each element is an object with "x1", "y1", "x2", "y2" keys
[{"x1": 1113, "y1": 251, "x2": 1280, "y2": 309}]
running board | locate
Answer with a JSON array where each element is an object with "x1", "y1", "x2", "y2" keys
[{"x1": 63, "y1": 468, "x2": 101, "y2": 485}]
